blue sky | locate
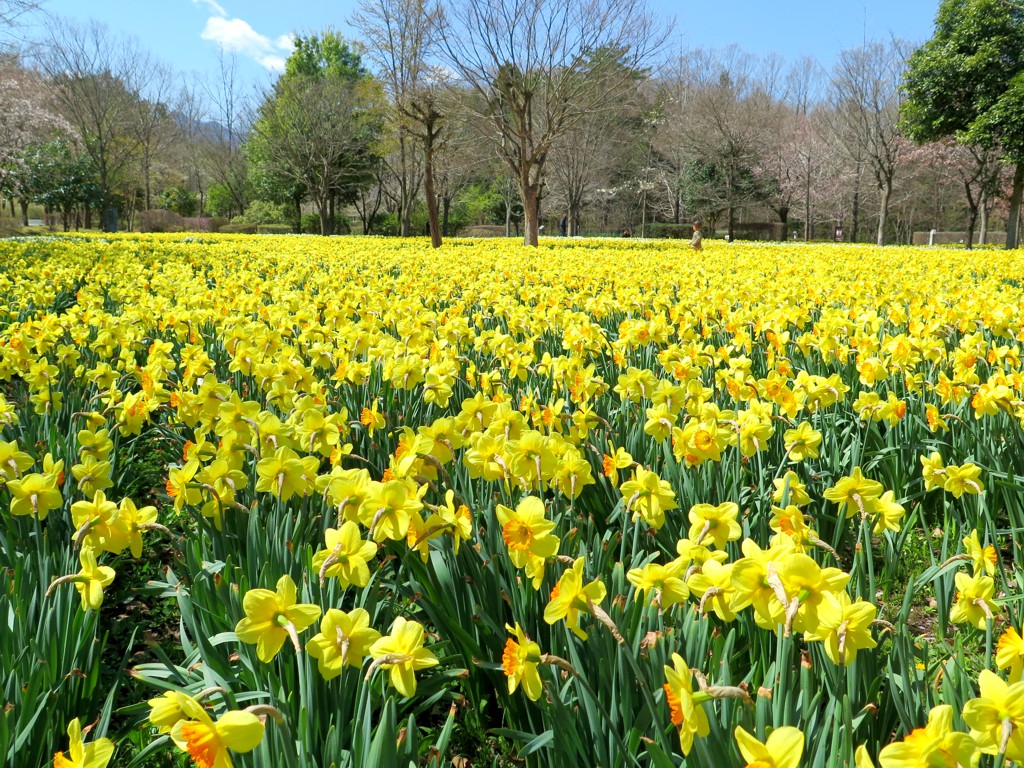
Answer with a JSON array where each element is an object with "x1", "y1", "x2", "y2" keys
[{"x1": 33, "y1": 0, "x2": 941, "y2": 89}]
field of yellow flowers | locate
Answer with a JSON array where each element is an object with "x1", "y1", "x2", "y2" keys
[{"x1": 2, "y1": 233, "x2": 1023, "y2": 768}]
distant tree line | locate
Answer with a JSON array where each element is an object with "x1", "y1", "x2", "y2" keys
[{"x1": 1, "y1": 0, "x2": 1022, "y2": 247}]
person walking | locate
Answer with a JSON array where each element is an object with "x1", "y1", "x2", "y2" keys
[
  {"x1": 690, "y1": 221, "x2": 703, "y2": 251},
  {"x1": 559, "y1": 214, "x2": 568, "y2": 237}
]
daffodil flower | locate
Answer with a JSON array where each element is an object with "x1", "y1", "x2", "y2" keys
[
  {"x1": 169, "y1": 695, "x2": 265, "y2": 768},
  {"x1": 53, "y1": 717, "x2": 114, "y2": 768},
  {"x1": 544, "y1": 557, "x2": 607, "y2": 640},
  {"x1": 734, "y1": 725, "x2": 804, "y2": 768},
  {"x1": 663, "y1": 653, "x2": 710, "y2": 755},
  {"x1": 306, "y1": 608, "x2": 381, "y2": 680},
  {"x1": 7, "y1": 472, "x2": 63, "y2": 520},
  {"x1": 495, "y1": 495, "x2": 560, "y2": 568},
  {"x1": 234, "y1": 575, "x2": 321, "y2": 663},
  {"x1": 877, "y1": 704, "x2": 978, "y2": 768},
  {"x1": 687, "y1": 501, "x2": 741, "y2": 549},
  {"x1": 502, "y1": 623, "x2": 543, "y2": 700},
  {"x1": 311, "y1": 521, "x2": 377, "y2": 587},
  {"x1": 368, "y1": 617, "x2": 439, "y2": 697}
]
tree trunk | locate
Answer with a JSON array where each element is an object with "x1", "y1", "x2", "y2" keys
[
  {"x1": 423, "y1": 138, "x2": 442, "y2": 249},
  {"x1": 1006, "y1": 161, "x2": 1024, "y2": 250},
  {"x1": 329, "y1": 195, "x2": 336, "y2": 236},
  {"x1": 505, "y1": 200, "x2": 512, "y2": 237},
  {"x1": 144, "y1": 152, "x2": 151, "y2": 211},
  {"x1": 979, "y1": 191, "x2": 988, "y2": 245},
  {"x1": 8, "y1": 199, "x2": 13, "y2": 217},
  {"x1": 965, "y1": 207, "x2": 977, "y2": 251},
  {"x1": 964, "y1": 178, "x2": 979, "y2": 250},
  {"x1": 804, "y1": 169, "x2": 812, "y2": 241},
  {"x1": 876, "y1": 180, "x2": 891, "y2": 246},
  {"x1": 851, "y1": 187, "x2": 860, "y2": 243},
  {"x1": 521, "y1": 182, "x2": 540, "y2": 246},
  {"x1": 727, "y1": 206, "x2": 735, "y2": 242},
  {"x1": 294, "y1": 195, "x2": 302, "y2": 232},
  {"x1": 851, "y1": 160, "x2": 861, "y2": 242},
  {"x1": 319, "y1": 201, "x2": 330, "y2": 236},
  {"x1": 778, "y1": 206, "x2": 789, "y2": 241},
  {"x1": 19, "y1": 198, "x2": 28, "y2": 227}
]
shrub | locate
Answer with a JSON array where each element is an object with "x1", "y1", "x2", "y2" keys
[
  {"x1": 257, "y1": 224, "x2": 294, "y2": 234},
  {"x1": 217, "y1": 223, "x2": 258, "y2": 234},
  {"x1": 300, "y1": 213, "x2": 321, "y2": 234},
  {"x1": 232, "y1": 200, "x2": 289, "y2": 226},
  {"x1": 158, "y1": 186, "x2": 199, "y2": 218},
  {"x1": 646, "y1": 223, "x2": 692, "y2": 239},
  {"x1": 138, "y1": 209, "x2": 185, "y2": 233}
]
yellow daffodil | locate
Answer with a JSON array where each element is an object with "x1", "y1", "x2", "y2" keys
[
  {"x1": 996, "y1": 626, "x2": 1024, "y2": 683},
  {"x1": 962, "y1": 529, "x2": 997, "y2": 577},
  {"x1": 663, "y1": 653, "x2": 710, "y2": 755},
  {"x1": 234, "y1": 575, "x2": 322, "y2": 663},
  {"x1": 942, "y1": 463, "x2": 984, "y2": 498},
  {"x1": 823, "y1": 467, "x2": 883, "y2": 518},
  {"x1": 544, "y1": 557, "x2": 606, "y2": 640},
  {"x1": 783, "y1": 421, "x2": 822, "y2": 461},
  {"x1": 71, "y1": 545, "x2": 116, "y2": 611},
  {"x1": 306, "y1": 608, "x2": 381, "y2": 680},
  {"x1": 495, "y1": 495, "x2": 560, "y2": 568},
  {"x1": 687, "y1": 559, "x2": 736, "y2": 622},
  {"x1": 626, "y1": 561, "x2": 689, "y2": 607},
  {"x1": 962, "y1": 671, "x2": 1024, "y2": 761},
  {"x1": 949, "y1": 572, "x2": 999, "y2": 630},
  {"x1": 502, "y1": 622, "x2": 543, "y2": 700},
  {"x1": 53, "y1": 717, "x2": 114, "y2": 768},
  {"x1": 169, "y1": 696, "x2": 265, "y2": 768},
  {"x1": 7, "y1": 472, "x2": 63, "y2": 520},
  {"x1": 687, "y1": 501, "x2": 741, "y2": 549},
  {"x1": 620, "y1": 467, "x2": 677, "y2": 530},
  {"x1": 311, "y1": 521, "x2": 378, "y2": 587},
  {"x1": 877, "y1": 704, "x2": 978, "y2": 768},
  {"x1": 773, "y1": 470, "x2": 811, "y2": 506},
  {"x1": 734, "y1": 725, "x2": 804, "y2": 768},
  {"x1": 368, "y1": 617, "x2": 439, "y2": 697},
  {"x1": 802, "y1": 591, "x2": 877, "y2": 666}
]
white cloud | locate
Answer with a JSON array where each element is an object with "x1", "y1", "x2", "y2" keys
[
  {"x1": 259, "y1": 55, "x2": 287, "y2": 72},
  {"x1": 192, "y1": 0, "x2": 227, "y2": 17},
  {"x1": 198, "y1": 11, "x2": 295, "y2": 72}
]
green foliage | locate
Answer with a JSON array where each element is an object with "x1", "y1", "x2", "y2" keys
[
  {"x1": 282, "y1": 30, "x2": 369, "y2": 85},
  {"x1": 299, "y1": 213, "x2": 321, "y2": 234},
  {"x1": 22, "y1": 140, "x2": 101, "y2": 221},
  {"x1": 158, "y1": 186, "x2": 199, "y2": 218},
  {"x1": 256, "y1": 223, "x2": 294, "y2": 234},
  {"x1": 232, "y1": 200, "x2": 289, "y2": 226},
  {"x1": 902, "y1": 0, "x2": 1024, "y2": 158},
  {"x1": 205, "y1": 184, "x2": 237, "y2": 219}
]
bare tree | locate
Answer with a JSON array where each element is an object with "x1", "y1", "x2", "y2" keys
[
  {"x1": 0, "y1": 0, "x2": 40, "y2": 31},
  {"x1": 829, "y1": 40, "x2": 907, "y2": 246},
  {"x1": 131, "y1": 61, "x2": 178, "y2": 211},
  {"x1": 40, "y1": 19, "x2": 151, "y2": 230},
  {"x1": 435, "y1": 0, "x2": 665, "y2": 246},
  {"x1": 673, "y1": 46, "x2": 786, "y2": 240},
  {"x1": 201, "y1": 51, "x2": 251, "y2": 217},
  {"x1": 353, "y1": 0, "x2": 450, "y2": 245}
]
